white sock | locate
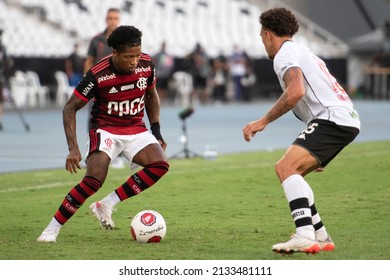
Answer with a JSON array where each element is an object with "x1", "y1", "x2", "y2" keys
[
  {"x1": 307, "y1": 183, "x2": 314, "y2": 205},
  {"x1": 307, "y1": 183, "x2": 329, "y2": 240},
  {"x1": 282, "y1": 174, "x2": 315, "y2": 240},
  {"x1": 44, "y1": 217, "x2": 62, "y2": 231},
  {"x1": 282, "y1": 174, "x2": 311, "y2": 201},
  {"x1": 297, "y1": 225, "x2": 316, "y2": 240},
  {"x1": 315, "y1": 227, "x2": 329, "y2": 241},
  {"x1": 101, "y1": 191, "x2": 121, "y2": 208}
]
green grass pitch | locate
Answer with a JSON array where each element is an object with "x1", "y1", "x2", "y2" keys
[{"x1": 0, "y1": 141, "x2": 389, "y2": 260}]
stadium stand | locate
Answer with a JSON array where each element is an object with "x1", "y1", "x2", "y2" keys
[
  {"x1": 1, "y1": 0, "x2": 347, "y2": 58},
  {"x1": 0, "y1": 0, "x2": 350, "y2": 108}
]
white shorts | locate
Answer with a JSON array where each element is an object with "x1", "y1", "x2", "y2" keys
[{"x1": 86, "y1": 129, "x2": 159, "y2": 165}]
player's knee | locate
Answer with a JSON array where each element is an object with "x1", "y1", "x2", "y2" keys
[{"x1": 274, "y1": 160, "x2": 290, "y2": 182}]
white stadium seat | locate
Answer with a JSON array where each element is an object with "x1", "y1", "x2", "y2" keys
[
  {"x1": 9, "y1": 71, "x2": 29, "y2": 108},
  {"x1": 24, "y1": 71, "x2": 49, "y2": 108},
  {"x1": 55, "y1": 71, "x2": 74, "y2": 107},
  {"x1": 1, "y1": 0, "x2": 347, "y2": 59}
]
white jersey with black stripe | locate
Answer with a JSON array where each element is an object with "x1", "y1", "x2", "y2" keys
[{"x1": 273, "y1": 41, "x2": 360, "y2": 129}]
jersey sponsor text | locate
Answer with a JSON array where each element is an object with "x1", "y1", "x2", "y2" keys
[{"x1": 98, "y1": 73, "x2": 116, "y2": 83}]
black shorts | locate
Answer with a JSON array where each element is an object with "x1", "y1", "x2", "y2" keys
[{"x1": 293, "y1": 119, "x2": 359, "y2": 167}]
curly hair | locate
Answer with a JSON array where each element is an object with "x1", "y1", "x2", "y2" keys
[
  {"x1": 259, "y1": 8, "x2": 299, "y2": 37},
  {"x1": 107, "y1": 25, "x2": 142, "y2": 52}
]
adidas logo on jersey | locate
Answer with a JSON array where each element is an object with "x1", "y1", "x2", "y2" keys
[{"x1": 109, "y1": 87, "x2": 118, "y2": 94}]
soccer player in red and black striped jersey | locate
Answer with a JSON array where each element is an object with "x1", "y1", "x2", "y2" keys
[{"x1": 38, "y1": 26, "x2": 169, "y2": 242}]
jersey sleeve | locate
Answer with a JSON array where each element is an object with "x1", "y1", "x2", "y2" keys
[
  {"x1": 73, "y1": 70, "x2": 97, "y2": 102},
  {"x1": 274, "y1": 44, "x2": 301, "y2": 83},
  {"x1": 147, "y1": 63, "x2": 157, "y2": 90}
]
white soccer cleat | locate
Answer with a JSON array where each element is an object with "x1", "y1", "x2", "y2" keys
[
  {"x1": 90, "y1": 201, "x2": 115, "y2": 229},
  {"x1": 318, "y1": 235, "x2": 335, "y2": 251},
  {"x1": 272, "y1": 234, "x2": 321, "y2": 255},
  {"x1": 37, "y1": 228, "x2": 60, "y2": 243}
]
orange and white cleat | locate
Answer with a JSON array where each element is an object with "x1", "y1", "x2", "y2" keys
[
  {"x1": 272, "y1": 234, "x2": 321, "y2": 255},
  {"x1": 318, "y1": 235, "x2": 335, "y2": 251}
]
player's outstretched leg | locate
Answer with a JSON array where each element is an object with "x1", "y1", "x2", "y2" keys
[
  {"x1": 89, "y1": 161, "x2": 169, "y2": 229},
  {"x1": 273, "y1": 174, "x2": 320, "y2": 254},
  {"x1": 37, "y1": 176, "x2": 102, "y2": 242}
]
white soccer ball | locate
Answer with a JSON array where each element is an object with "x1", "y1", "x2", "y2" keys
[{"x1": 130, "y1": 210, "x2": 167, "y2": 243}]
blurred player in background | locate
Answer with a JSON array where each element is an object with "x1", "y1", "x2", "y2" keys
[
  {"x1": 152, "y1": 41, "x2": 175, "y2": 104},
  {"x1": 38, "y1": 25, "x2": 169, "y2": 242},
  {"x1": 243, "y1": 8, "x2": 360, "y2": 254},
  {"x1": 65, "y1": 43, "x2": 84, "y2": 87},
  {"x1": 83, "y1": 8, "x2": 121, "y2": 73},
  {"x1": 185, "y1": 43, "x2": 210, "y2": 104},
  {"x1": 84, "y1": 7, "x2": 125, "y2": 167}
]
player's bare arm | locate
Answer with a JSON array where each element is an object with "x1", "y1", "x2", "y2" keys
[
  {"x1": 242, "y1": 67, "x2": 305, "y2": 142},
  {"x1": 63, "y1": 95, "x2": 87, "y2": 173},
  {"x1": 144, "y1": 86, "x2": 167, "y2": 150},
  {"x1": 144, "y1": 86, "x2": 160, "y2": 123},
  {"x1": 264, "y1": 67, "x2": 305, "y2": 123}
]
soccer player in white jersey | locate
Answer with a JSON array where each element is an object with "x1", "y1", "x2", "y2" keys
[
  {"x1": 37, "y1": 26, "x2": 169, "y2": 242},
  {"x1": 242, "y1": 8, "x2": 360, "y2": 254}
]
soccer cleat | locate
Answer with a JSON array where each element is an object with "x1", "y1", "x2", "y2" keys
[
  {"x1": 318, "y1": 235, "x2": 335, "y2": 251},
  {"x1": 272, "y1": 234, "x2": 321, "y2": 255},
  {"x1": 37, "y1": 228, "x2": 60, "y2": 243},
  {"x1": 90, "y1": 201, "x2": 115, "y2": 229}
]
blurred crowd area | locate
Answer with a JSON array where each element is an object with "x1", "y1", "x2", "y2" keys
[{"x1": 0, "y1": 0, "x2": 389, "y2": 113}]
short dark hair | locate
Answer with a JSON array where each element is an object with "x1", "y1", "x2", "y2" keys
[
  {"x1": 259, "y1": 8, "x2": 299, "y2": 37},
  {"x1": 107, "y1": 8, "x2": 121, "y2": 14},
  {"x1": 107, "y1": 25, "x2": 142, "y2": 52}
]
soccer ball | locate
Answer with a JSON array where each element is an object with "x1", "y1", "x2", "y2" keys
[{"x1": 130, "y1": 210, "x2": 167, "y2": 243}]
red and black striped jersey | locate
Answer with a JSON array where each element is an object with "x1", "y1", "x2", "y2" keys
[{"x1": 74, "y1": 53, "x2": 157, "y2": 135}]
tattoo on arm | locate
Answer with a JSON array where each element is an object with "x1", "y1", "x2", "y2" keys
[
  {"x1": 264, "y1": 93, "x2": 291, "y2": 123},
  {"x1": 264, "y1": 68, "x2": 298, "y2": 123}
]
